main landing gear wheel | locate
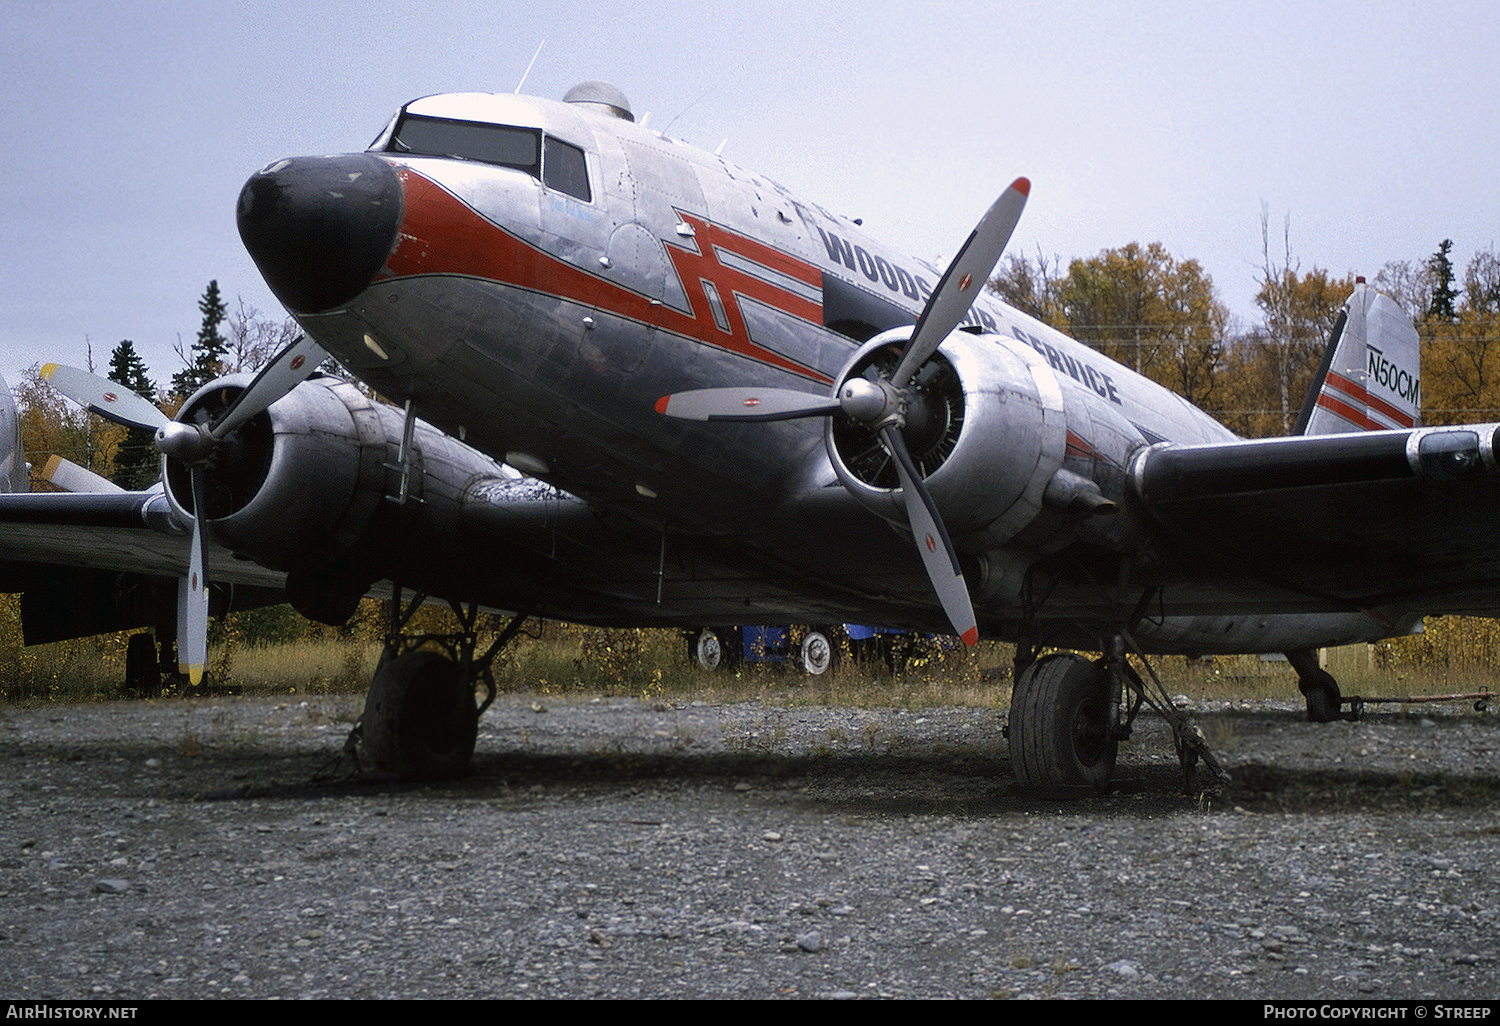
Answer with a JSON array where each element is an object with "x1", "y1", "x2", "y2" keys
[
  {"x1": 361, "y1": 650, "x2": 478, "y2": 779},
  {"x1": 1008, "y1": 652, "x2": 1118, "y2": 792},
  {"x1": 1303, "y1": 678, "x2": 1341, "y2": 723},
  {"x1": 125, "y1": 632, "x2": 161, "y2": 698}
]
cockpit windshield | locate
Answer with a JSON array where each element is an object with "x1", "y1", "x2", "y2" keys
[
  {"x1": 387, "y1": 113, "x2": 591, "y2": 202},
  {"x1": 390, "y1": 115, "x2": 540, "y2": 174}
]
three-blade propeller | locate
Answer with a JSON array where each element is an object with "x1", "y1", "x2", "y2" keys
[
  {"x1": 656, "y1": 177, "x2": 1031, "y2": 645},
  {"x1": 41, "y1": 336, "x2": 330, "y2": 684}
]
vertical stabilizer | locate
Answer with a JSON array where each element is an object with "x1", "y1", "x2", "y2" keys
[{"x1": 1295, "y1": 281, "x2": 1421, "y2": 435}]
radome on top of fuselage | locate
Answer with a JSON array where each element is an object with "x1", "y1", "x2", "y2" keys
[{"x1": 346, "y1": 84, "x2": 1235, "y2": 468}]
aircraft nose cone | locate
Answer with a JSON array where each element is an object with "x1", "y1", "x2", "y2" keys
[{"x1": 236, "y1": 154, "x2": 402, "y2": 314}]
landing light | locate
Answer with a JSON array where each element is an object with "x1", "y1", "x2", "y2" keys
[
  {"x1": 506, "y1": 451, "x2": 550, "y2": 476},
  {"x1": 362, "y1": 333, "x2": 390, "y2": 361}
]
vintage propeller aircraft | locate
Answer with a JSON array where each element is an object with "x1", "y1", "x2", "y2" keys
[{"x1": 2, "y1": 79, "x2": 1492, "y2": 790}]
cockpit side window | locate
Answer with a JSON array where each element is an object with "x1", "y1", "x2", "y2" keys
[
  {"x1": 542, "y1": 137, "x2": 591, "y2": 202},
  {"x1": 389, "y1": 114, "x2": 541, "y2": 177}
]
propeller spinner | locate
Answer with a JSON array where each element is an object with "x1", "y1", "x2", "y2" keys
[
  {"x1": 656, "y1": 178, "x2": 1031, "y2": 645},
  {"x1": 41, "y1": 335, "x2": 330, "y2": 683}
]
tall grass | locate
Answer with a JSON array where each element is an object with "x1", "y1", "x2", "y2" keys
[{"x1": 3, "y1": 606, "x2": 1499, "y2": 709}]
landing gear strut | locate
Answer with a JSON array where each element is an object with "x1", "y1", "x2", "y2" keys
[
  {"x1": 1287, "y1": 648, "x2": 1344, "y2": 722},
  {"x1": 355, "y1": 589, "x2": 531, "y2": 779},
  {"x1": 123, "y1": 632, "x2": 192, "y2": 697}
]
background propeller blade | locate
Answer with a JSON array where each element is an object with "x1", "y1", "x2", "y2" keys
[
  {"x1": 39, "y1": 455, "x2": 127, "y2": 494},
  {"x1": 881, "y1": 425, "x2": 978, "y2": 645},
  {"x1": 656, "y1": 387, "x2": 840, "y2": 422},
  {"x1": 890, "y1": 177, "x2": 1029, "y2": 389},
  {"x1": 39, "y1": 363, "x2": 167, "y2": 433},
  {"x1": 211, "y1": 334, "x2": 329, "y2": 439}
]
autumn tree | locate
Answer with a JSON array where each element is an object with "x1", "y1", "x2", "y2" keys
[
  {"x1": 1374, "y1": 257, "x2": 1434, "y2": 324},
  {"x1": 988, "y1": 251, "x2": 1064, "y2": 326},
  {"x1": 1244, "y1": 211, "x2": 1356, "y2": 435},
  {"x1": 1463, "y1": 247, "x2": 1500, "y2": 315},
  {"x1": 226, "y1": 298, "x2": 300, "y2": 374},
  {"x1": 1054, "y1": 242, "x2": 1228, "y2": 406},
  {"x1": 13, "y1": 364, "x2": 95, "y2": 490},
  {"x1": 1416, "y1": 244, "x2": 1500, "y2": 425}
]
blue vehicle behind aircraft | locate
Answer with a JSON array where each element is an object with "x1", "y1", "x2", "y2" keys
[{"x1": 683, "y1": 625, "x2": 955, "y2": 675}]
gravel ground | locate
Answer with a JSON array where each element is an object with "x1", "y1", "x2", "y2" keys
[{"x1": 2, "y1": 686, "x2": 1498, "y2": 1000}]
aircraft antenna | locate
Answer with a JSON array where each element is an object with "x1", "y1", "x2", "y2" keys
[
  {"x1": 514, "y1": 39, "x2": 545, "y2": 94},
  {"x1": 663, "y1": 86, "x2": 714, "y2": 137}
]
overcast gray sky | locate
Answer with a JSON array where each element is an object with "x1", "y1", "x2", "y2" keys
[{"x1": 2, "y1": 0, "x2": 1494, "y2": 388}]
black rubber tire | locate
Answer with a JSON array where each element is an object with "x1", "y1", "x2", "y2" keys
[
  {"x1": 1288, "y1": 650, "x2": 1342, "y2": 723},
  {"x1": 1303, "y1": 676, "x2": 1342, "y2": 723},
  {"x1": 361, "y1": 650, "x2": 477, "y2": 779},
  {"x1": 125, "y1": 633, "x2": 160, "y2": 698},
  {"x1": 1008, "y1": 652, "x2": 1118, "y2": 792}
]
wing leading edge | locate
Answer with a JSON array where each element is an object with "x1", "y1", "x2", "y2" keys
[{"x1": 0, "y1": 488, "x2": 282, "y2": 588}]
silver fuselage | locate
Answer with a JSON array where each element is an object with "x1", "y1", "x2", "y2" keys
[{"x1": 247, "y1": 89, "x2": 1407, "y2": 654}]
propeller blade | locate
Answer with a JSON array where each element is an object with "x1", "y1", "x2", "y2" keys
[
  {"x1": 39, "y1": 455, "x2": 126, "y2": 494},
  {"x1": 179, "y1": 467, "x2": 209, "y2": 685},
  {"x1": 890, "y1": 177, "x2": 1030, "y2": 389},
  {"x1": 211, "y1": 334, "x2": 330, "y2": 439},
  {"x1": 655, "y1": 387, "x2": 840, "y2": 422},
  {"x1": 881, "y1": 425, "x2": 979, "y2": 646},
  {"x1": 39, "y1": 363, "x2": 168, "y2": 433}
]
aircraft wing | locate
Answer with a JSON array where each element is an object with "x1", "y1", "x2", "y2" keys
[
  {"x1": 0, "y1": 488, "x2": 285, "y2": 589},
  {"x1": 1131, "y1": 423, "x2": 1500, "y2": 616}
]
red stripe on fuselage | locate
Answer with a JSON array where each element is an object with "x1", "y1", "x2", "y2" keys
[
  {"x1": 666, "y1": 212, "x2": 822, "y2": 338},
  {"x1": 379, "y1": 168, "x2": 831, "y2": 384}
]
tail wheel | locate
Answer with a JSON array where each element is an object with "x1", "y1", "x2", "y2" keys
[
  {"x1": 1008, "y1": 652, "x2": 1118, "y2": 792},
  {"x1": 362, "y1": 650, "x2": 477, "y2": 779},
  {"x1": 1300, "y1": 673, "x2": 1342, "y2": 723}
]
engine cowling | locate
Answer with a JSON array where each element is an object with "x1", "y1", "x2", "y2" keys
[
  {"x1": 826, "y1": 330, "x2": 1057, "y2": 545},
  {"x1": 825, "y1": 329, "x2": 1144, "y2": 559},
  {"x1": 163, "y1": 374, "x2": 513, "y2": 620}
]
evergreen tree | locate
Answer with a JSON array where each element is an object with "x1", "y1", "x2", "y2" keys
[
  {"x1": 108, "y1": 339, "x2": 155, "y2": 399},
  {"x1": 171, "y1": 280, "x2": 229, "y2": 398},
  {"x1": 1426, "y1": 239, "x2": 1459, "y2": 323},
  {"x1": 107, "y1": 340, "x2": 159, "y2": 489}
]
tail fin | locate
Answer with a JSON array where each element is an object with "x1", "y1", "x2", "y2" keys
[{"x1": 1295, "y1": 280, "x2": 1420, "y2": 435}]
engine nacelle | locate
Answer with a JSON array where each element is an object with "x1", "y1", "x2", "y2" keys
[
  {"x1": 825, "y1": 329, "x2": 1145, "y2": 558},
  {"x1": 164, "y1": 375, "x2": 513, "y2": 619},
  {"x1": 826, "y1": 331, "x2": 1058, "y2": 547}
]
